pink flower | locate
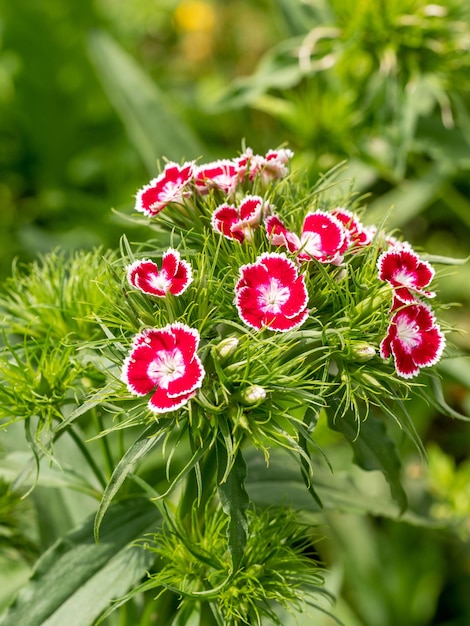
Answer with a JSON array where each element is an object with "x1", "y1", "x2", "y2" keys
[
  {"x1": 378, "y1": 247, "x2": 435, "y2": 303},
  {"x1": 331, "y1": 208, "x2": 372, "y2": 249},
  {"x1": 380, "y1": 303, "x2": 445, "y2": 378},
  {"x1": 135, "y1": 161, "x2": 195, "y2": 216},
  {"x1": 194, "y1": 159, "x2": 239, "y2": 195},
  {"x1": 122, "y1": 323, "x2": 205, "y2": 413},
  {"x1": 266, "y1": 211, "x2": 348, "y2": 264},
  {"x1": 127, "y1": 249, "x2": 192, "y2": 297},
  {"x1": 212, "y1": 195, "x2": 270, "y2": 243},
  {"x1": 235, "y1": 252, "x2": 309, "y2": 332}
]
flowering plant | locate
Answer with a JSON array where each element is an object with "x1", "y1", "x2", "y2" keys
[{"x1": 0, "y1": 145, "x2": 461, "y2": 625}]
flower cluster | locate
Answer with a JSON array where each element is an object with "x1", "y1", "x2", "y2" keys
[
  {"x1": 377, "y1": 245, "x2": 445, "y2": 378},
  {"x1": 134, "y1": 147, "x2": 293, "y2": 217},
  {"x1": 121, "y1": 145, "x2": 447, "y2": 422}
]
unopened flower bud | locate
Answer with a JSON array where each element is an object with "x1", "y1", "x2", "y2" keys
[
  {"x1": 239, "y1": 385, "x2": 267, "y2": 406},
  {"x1": 349, "y1": 341, "x2": 376, "y2": 362},
  {"x1": 213, "y1": 337, "x2": 239, "y2": 360}
]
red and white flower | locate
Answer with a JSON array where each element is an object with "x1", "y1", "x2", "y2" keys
[
  {"x1": 299, "y1": 211, "x2": 348, "y2": 263},
  {"x1": 212, "y1": 195, "x2": 270, "y2": 243},
  {"x1": 122, "y1": 323, "x2": 205, "y2": 413},
  {"x1": 135, "y1": 161, "x2": 195, "y2": 216},
  {"x1": 377, "y1": 246, "x2": 435, "y2": 303},
  {"x1": 266, "y1": 211, "x2": 348, "y2": 264},
  {"x1": 194, "y1": 159, "x2": 239, "y2": 195},
  {"x1": 235, "y1": 252, "x2": 309, "y2": 332},
  {"x1": 127, "y1": 249, "x2": 192, "y2": 297},
  {"x1": 265, "y1": 214, "x2": 301, "y2": 253},
  {"x1": 236, "y1": 147, "x2": 293, "y2": 184},
  {"x1": 331, "y1": 208, "x2": 372, "y2": 249},
  {"x1": 380, "y1": 303, "x2": 445, "y2": 378}
]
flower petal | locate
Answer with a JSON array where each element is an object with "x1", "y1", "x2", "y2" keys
[
  {"x1": 211, "y1": 204, "x2": 243, "y2": 242},
  {"x1": 300, "y1": 211, "x2": 347, "y2": 263},
  {"x1": 135, "y1": 161, "x2": 194, "y2": 216}
]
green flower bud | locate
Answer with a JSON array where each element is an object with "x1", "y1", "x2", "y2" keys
[
  {"x1": 213, "y1": 336, "x2": 239, "y2": 360},
  {"x1": 349, "y1": 341, "x2": 376, "y2": 362},
  {"x1": 239, "y1": 385, "x2": 267, "y2": 406}
]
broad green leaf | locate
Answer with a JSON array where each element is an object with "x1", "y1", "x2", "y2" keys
[
  {"x1": 0, "y1": 498, "x2": 161, "y2": 626},
  {"x1": 94, "y1": 421, "x2": 167, "y2": 541},
  {"x1": 327, "y1": 411, "x2": 408, "y2": 512},
  {"x1": 216, "y1": 443, "x2": 249, "y2": 573},
  {"x1": 88, "y1": 31, "x2": 205, "y2": 173}
]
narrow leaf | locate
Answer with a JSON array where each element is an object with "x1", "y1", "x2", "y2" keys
[
  {"x1": 94, "y1": 422, "x2": 167, "y2": 541},
  {"x1": 216, "y1": 442, "x2": 249, "y2": 573}
]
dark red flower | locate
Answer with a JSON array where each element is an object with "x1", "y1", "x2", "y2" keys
[
  {"x1": 127, "y1": 249, "x2": 192, "y2": 297},
  {"x1": 235, "y1": 252, "x2": 309, "y2": 332},
  {"x1": 380, "y1": 303, "x2": 445, "y2": 378},
  {"x1": 122, "y1": 323, "x2": 205, "y2": 413}
]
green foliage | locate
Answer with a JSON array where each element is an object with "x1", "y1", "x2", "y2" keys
[
  {"x1": 1, "y1": 1, "x2": 470, "y2": 624},
  {"x1": 140, "y1": 503, "x2": 330, "y2": 626}
]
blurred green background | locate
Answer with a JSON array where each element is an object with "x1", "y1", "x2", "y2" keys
[{"x1": 1, "y1": 0, "x2": 470, "y2": 624}]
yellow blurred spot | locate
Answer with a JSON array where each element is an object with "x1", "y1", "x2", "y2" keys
[{"x1": 174, "y1": 0, "x2": 216, "y2": 33}]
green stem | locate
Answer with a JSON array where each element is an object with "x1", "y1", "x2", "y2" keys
[
  {"x1": 91, "y1": 406, "x2": 114, "y2": 478},
  {"x1": 67, "y1": 426, "x2": 107, "y2": 490}
]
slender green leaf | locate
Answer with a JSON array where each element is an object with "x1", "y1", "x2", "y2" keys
[
  {"x1": 216, "y1": 442, "x2": 249, "y2": 572},
  {"x1": 94, "y1": 422, "x2": 167, "y2": 541},
  {"x1": 88, "y1": 31, "x2": 205, "y2": 173},
  {"x1": 0, "y1": 498, "x2": 161, "y2": 626}
]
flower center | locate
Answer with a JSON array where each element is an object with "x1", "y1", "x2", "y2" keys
[
  {"x1": 393, "y1": 268, "x2": 415, "y2": 288},
  {"x1": 147, "y1": 349, "x2": 185, "y2": 388},
  {"x1": 301, "y1": 232, "x2": 322, "y2": 257},
  {"x1": 149, "y1": 270, "x2": 171, "y2": 293},
  {"x1": 396, "y1": 316, "x2": 421, "y2": 352},
  {"x1": 257, "y1": 278, "x2": 290, "y2": 313}
]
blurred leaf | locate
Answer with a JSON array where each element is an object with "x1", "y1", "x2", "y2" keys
[
  {"x1": 327, "y1": 411, "x2": 407, "y2": 512},
  {"x1": 88, "y1": 31, "x2": 205, "y2": 173},
  {"x1": 0, "y1": 498, "x2": 160, "y2": 626},
  {"x1": 365, "y1": 164, "x2": 451, "y2": 228},
  {"x1": 246, "y1": 448, "x2": 431, "y2": 525}
]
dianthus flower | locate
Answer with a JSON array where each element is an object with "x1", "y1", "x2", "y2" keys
[
  {"x1": 126, "y1": 249, "x2": 192, "y2": 297},
  {"x1": 380, "y1": 302, "x2": 445, "y2": 378},
  {"x1": 331, "y1": 208, "x2": 372, "y2": 250},
  {"x1": 135, "y1": 161, "x2": 195, "y2": 216},
  {"x1": 266, "y1": 211, "x2": 348, "y2": 264},
  {"x1": 235, "y1": 147, "x2": 294, "y2": 184},
  {"x1": 194, "y1": 159, "x2": 239, "y2": 195},
  {"x1": 211, "y1": 195, "x2": 271, "y2": 243},
  {"x1": 378, "y1": 246, "x2": 435, "y2": 303},
  {"x1": 235, "y1": 252, "x2": 309, "y2": 332},
  {"x1": 122, "y1": 323, "x2": 205, "y2": 413}
]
